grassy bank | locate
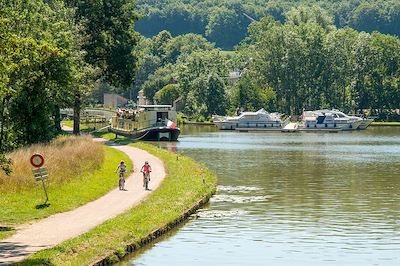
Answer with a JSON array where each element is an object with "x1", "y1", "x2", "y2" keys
[
  {"x1": 371, "y1": 122, "x2": 400, "y2": 126},
  {"x1": 18, "y1": 138, "x2": 217, "y2": 266},
  {"x1": 61, "y1": 120, "x2": 90, "y2": 131},
  {"x1": 0, "y1": 136, "x2": 131, "y2": 234}
]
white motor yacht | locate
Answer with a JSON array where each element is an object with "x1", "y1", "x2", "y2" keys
[
  {"x1": 213, "y1": 108, "x2": 283, "y2": 130},
  {"x1": 299, "y1": 109, "x2": 373, "y2": 131}
]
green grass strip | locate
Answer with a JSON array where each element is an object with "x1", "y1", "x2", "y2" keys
[
  {"x1": 0, "y1": 228, "x2": 15, "y2": 240},
  {"x1": 17, "y1": 141, "x2": 217, "y2": 266},
  {"x1": 371, "y1": 122, "x2": 400, "y2": 126},
  {"x1": 61, "y1": 120, "x2": 90, "y2": 131},
  {"x1": 0, "y1": 146, "x2": 132, "y2": 226}
]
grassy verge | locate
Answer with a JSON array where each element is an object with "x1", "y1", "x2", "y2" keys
[
  {"x1": 0, "y1": 227, "x2": 15, "y2": 240},
  {"x1": 17, "y1": 138, "x2": 217, "y2": 266},
  {"x1": 371, "y1": 121, "x2": 400, "y2": 126},
  {"x1": 61, "y1": 120, "x2": 90, "y2": 131},
  {"x1": 0, "y1": 137, "x2": 131, "y2": 228}
]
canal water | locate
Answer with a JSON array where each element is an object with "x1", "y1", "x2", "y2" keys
[{"x1": 117, "y1": 126, "x2": 400, "y2": 266}]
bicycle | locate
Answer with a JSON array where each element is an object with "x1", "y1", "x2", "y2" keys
[
  {"x1": 141, "y1": 171, "x2": 151, "y2": 190},
  {"x1": 118, "y1": 171, "x2": 126, "y2": 190}
]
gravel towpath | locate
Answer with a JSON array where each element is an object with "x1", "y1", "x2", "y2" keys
[{"x1": 0, "y1": 137, "x2": 165, "y2": 265}]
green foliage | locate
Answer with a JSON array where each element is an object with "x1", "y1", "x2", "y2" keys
[
  {"x1": 133, "y1": 32, "x2": 214, "y2": 97},
  {"x1": 205, "y1": 7, "x2": 248, "y2": 50},
  {"x1": 232, "y1": 75, "x2": 276, "y2": 112},
  {"x1": 154, "y1": 84, "x2": 180, "y2": 105},
  {"x1": 134, "y1": 31, "x2": 225, "y2": 116},
  {"x1": 177, "y1": 50, "x2": 229, "y2": 117},
  {"x1": 135, "y1": 0, "x2": 400, "y2": 49},
  {"x1": 164, "y1": 33, "x2": 215, "y2": 63},
  {"x1": 237, "y1": 9, "x2": 400, "y2": 114},
  {"x1": 142, "y1": 64, "x2": 176, "y2": 100},
  {"x1": 0, "y1": 0, "x2": 84, "y2": 147},
  {"x1": 0, "y1": 0, "x2": 141, "y2": 179},
  {"x1": 206, "y1": 74, "x2": 228, "y2": 115},
  {"x1": 65, "y1": 0, "x2": 140, "y2": 89},
  {"x1": 285, "y1": 5, "x2": 335, "y2": 31},
  {"x1": 0, "y1": 154, "x2": 12, "y2": 176}
]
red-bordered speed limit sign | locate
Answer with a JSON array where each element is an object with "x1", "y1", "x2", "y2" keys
[{"x1": 30, "y1": 154, "x2": 45, "y2": 168}]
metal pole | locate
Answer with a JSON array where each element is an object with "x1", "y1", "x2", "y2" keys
[{"x1": 41, "y1": 178, "x2": 49, "y2": 203}]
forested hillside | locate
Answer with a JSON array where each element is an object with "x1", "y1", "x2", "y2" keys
[
  {"x1": 136, "y1": 7, "x2": 400, "y2": 121},
  {"x1": 136, "y1": 0, "x2": 400, "y2": 49}
]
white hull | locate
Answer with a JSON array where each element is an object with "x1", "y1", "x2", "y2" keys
[
  {"x1": 213, "y1": 108, "x2": 284, "y2": 130},
  {"x1": 357, "y1": 119, "x2": 374, "y2": 130},
  {"x1": 214, "y1": 121, "x2": 282, "y2": 130},
  {"x1": 300, "y1": 109, "x2": 373, "y2": 131},
  {"x1": 299, "y1": 120, "x2": 363, "y2": 131}
]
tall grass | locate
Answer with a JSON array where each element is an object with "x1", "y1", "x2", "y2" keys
[
  {"x1": 0, "y1": 138, "x2": 132, "y2": 226},
  {"x1": 0, "y1": 136, "x2": 103, "y2": 193},
  {"x1": 17, "y1": 139, "x2": 217, "y2": 266}
]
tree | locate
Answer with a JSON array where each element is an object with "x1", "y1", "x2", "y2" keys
[
  {"x1": 64, "y1": 0, "x2": 140, "y2": 134},
  {"x1": 155, "y1": 84, "x2": 180, "y2": 105},
  {"x1": 285, "y1": 5, "x2": 336, "y2": 31},
  {"x1": 322, "y1": 28, "x2": 358, "y2": 109},
  {"x1": 0, "y1": 0, "x2": 84, "y2": 143},
  {"x1": 367, "y1": 32, "x2": 400, "y2": 114},
  {"x1": 206, "y1": 74, "x2": 227, "y2": 115},
  {"x1": 349, "y1": 3, "x2": 384, "y2": 33},
  {"x1": 150, "y1": 30, "x2": 173, "y2": 60},
  {"x1": 164, "y1": 33, "x2": 215, "y2": 63},
  {"x1": 176, "y1": 50, "x2": 229, "y2": 117},
  {"x1": 206, "y1": 7, "x2": 247, "y2": 49},
  {"x1": 232, "y1": 75, "x2": 276, "y2": 112},
  {"x1": 142, "y1": 64, "x2": 176, "y2": 101},
  {"x1": 0, "y1": 0, "x2": 97, "y2": 172}
]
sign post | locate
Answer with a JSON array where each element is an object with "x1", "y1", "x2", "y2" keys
[{"x1": 31, "y1": 154, "x2": 49, "y2": 203}]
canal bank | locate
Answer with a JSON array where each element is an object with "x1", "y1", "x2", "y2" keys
[
  {"x1": 120, "y1": 125, "x2": 400, "y2": 266},
  {"x1": 15, "y1": 140, "x2": 217, "y2": 266}
]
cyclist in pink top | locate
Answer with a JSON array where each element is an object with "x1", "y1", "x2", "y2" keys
[{"x1": 140, "y1": 161, "x2": 152, "y2": 190}]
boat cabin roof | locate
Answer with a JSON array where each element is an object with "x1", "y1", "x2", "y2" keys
[{"x1": 138, "y1": 105, "x2": 173, "y2": 111}]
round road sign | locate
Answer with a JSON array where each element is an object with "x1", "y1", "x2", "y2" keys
[{"x1": 30, "y1": 154, "x2": 45, "y2": 168}]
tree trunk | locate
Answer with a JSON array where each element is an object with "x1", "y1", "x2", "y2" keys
[
  {"x1": 53, "y1": 105, "x2": 62, "y2": 132},
  {"x1": 0, "y1": 97, "x2": 5, "y2": 151},
  {"x1": 73, "y1": 92, "x2": 81, "y2": 135},
  {"x1": 0, "y1": 96, "x2": 11, "y2": 151}
]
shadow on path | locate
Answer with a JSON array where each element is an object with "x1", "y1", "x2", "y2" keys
[
  {"x1": 35, "y1": 203, "x2": 50, "y2": 210},
  {"x1": 3, "y1": 258, "x2": 54, "y2": 266},
  {"x1": 0, "y1": 242, "x2": 30, "y2": 257}
]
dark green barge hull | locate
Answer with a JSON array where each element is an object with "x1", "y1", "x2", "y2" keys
[{"x1": 108, "y1": 127, "x2": 180, "y2": 141}]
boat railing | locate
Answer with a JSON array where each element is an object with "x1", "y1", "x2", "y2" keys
[
  {"x1": 281, "y1": 116, "x2": 291, "y2": 127},
  {"x1": 153, "y1": 121, "x2": 168, "y2": 127}
]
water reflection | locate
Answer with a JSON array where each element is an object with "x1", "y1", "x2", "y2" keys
[{"x1": 117, "y1": 126, "x2": 400, "y2": 266}]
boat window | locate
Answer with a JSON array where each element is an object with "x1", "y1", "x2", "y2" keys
[
  {"x1": 157, "y1": 112, "x2": 169, "y2": 121},
  {"x1": 337, "y1": 113, "x2": 346, "y2": 118},
  {"x1": 316, "y1": 116, "x2": 325, "y2": 124}
]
